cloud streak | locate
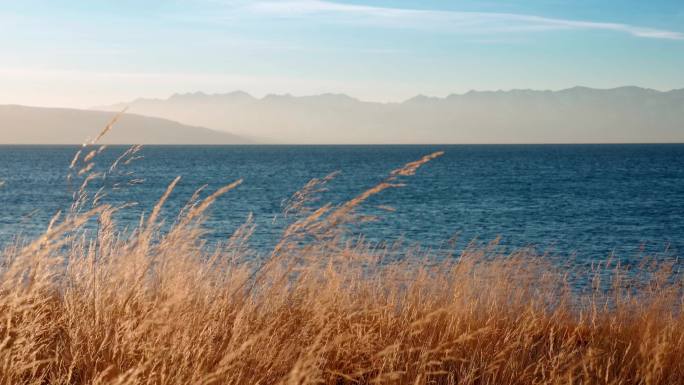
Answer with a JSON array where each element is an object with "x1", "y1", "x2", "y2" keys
[{"x1": 247, "y1": 0, "x2": 684, "y2": 40}]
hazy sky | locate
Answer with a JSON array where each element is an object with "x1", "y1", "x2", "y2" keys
[{"x1": 1, "y1": 0, "x2": 683, "y2": 108}]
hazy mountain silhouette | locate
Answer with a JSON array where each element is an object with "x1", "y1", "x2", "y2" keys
[
  {"x1": 98, "y1": 87, "x2": 684, "y2": 144},
  {"x1": 0, "y1": 105, "x2": 247, "y2": 144}
]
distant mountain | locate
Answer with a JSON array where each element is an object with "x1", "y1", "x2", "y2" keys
[
  {"x1": 0, "y1": 105, "x2": 247, "y2": 144},
  {"x1": 97, "y1": 87, "x2": 684, "y2": 144}
]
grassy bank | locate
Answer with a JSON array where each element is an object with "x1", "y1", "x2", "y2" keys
[{"x1": 0, "y1": 137, "x2": 682, "y2": 385}]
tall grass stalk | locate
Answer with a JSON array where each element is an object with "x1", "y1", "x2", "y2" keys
[{"x1": 0, "y1": 133, "x2": 682, "y2": 385}]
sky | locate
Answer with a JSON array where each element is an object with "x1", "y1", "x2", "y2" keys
[{"x1": 1, "y1": 0, "x2": 683, "y2": 108}]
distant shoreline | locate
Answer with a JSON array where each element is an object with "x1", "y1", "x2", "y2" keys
[{"x1": 1, "y1": 143, "x2": 683, "y2": 146}]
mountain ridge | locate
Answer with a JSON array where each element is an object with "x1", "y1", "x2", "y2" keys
[
  {"x1": 94, "y1": 86, "x2": 684, "y2": 144},
  {"x1": 0, "y1": 105, "x2": 248, "y2": 145},
  {"x1": 100, "y1": 86, "x2": 684, "y2": 107}
]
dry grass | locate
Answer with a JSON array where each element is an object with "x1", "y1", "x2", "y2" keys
[{"x1": 0, "y1": 141, "x2": 683, "y2": 385}]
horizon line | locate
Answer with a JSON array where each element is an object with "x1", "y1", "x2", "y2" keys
[{"x1": 2, "y1": 142, "x2": 684, "y2": 147}]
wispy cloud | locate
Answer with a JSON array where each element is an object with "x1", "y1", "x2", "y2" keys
[{"x1": 246, "y1": 0, "x2": 684, "y2": 40}]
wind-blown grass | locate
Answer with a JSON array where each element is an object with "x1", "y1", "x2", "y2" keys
[{"x1": 0, "y1": 133, "x2": 682, "y2": 385}]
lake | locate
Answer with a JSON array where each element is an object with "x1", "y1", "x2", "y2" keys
[{"x1": 1, "y1": 144, "x2": 683, "y2": 265}]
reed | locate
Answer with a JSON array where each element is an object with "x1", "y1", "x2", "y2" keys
[{"x1": 0, "y1": 137, "x2": 682, "y2": 385}]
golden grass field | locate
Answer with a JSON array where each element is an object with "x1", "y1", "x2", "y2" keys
[{"x1": 0, "y1": 124, "x2": 683, "y2": 384}]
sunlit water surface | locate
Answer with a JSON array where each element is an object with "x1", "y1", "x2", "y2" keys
[{"x1": 1, "y1": 145, "x2": 683, "y2": 268}]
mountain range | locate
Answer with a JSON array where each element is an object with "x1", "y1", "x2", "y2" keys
[
  {"x1": 96, "y1": 86, "x2": 684, "y2": 144},
  {"x1": 0, "y1": 105, "x2": 246, "y2": 144},
  {"x1": 1, "y1": 87, "x2": 682, "y2": 145}
]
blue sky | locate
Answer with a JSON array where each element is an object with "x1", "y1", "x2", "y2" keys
[{"x1": 1, "y1": 0, "x2": 683, "y2": 107}]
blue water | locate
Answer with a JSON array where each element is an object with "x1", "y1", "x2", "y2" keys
[{"x1": 1, "y1": 145, "x2": 683, "y2": 264}]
